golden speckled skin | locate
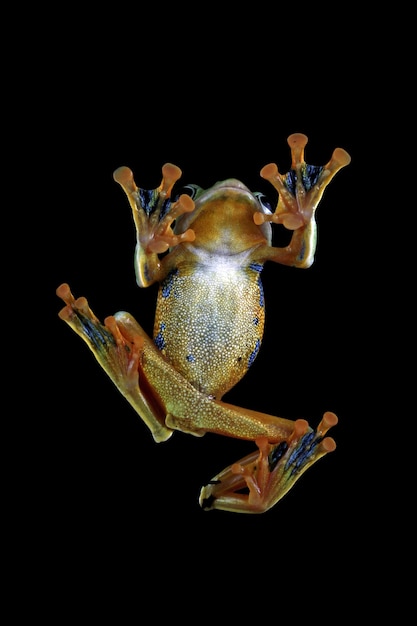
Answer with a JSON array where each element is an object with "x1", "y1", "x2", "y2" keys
[
  {"x1": 155, "y1": 263, "x2": 265, "y2": 398},
  {"x1": 154, "y1": 186, "x2": 268, "y2": 398},
  {"x1": 57, "y1": 134, "x2": 350, "y2": 513}
]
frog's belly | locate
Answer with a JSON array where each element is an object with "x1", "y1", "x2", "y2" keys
[{"x1": 154, "y1": 266, "x2": 265, "y2": 398}]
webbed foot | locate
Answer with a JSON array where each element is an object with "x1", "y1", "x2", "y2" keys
[
  {"x1": 56, "y1": 283, "x2": 172, "y2": 442},
  {"x1": 199, "y1": 412, "x2": 337, "y2": 513}
]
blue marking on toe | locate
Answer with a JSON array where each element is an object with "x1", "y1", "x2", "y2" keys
[
  {"x1": 285, "y1": 165, "x2": 324, "y2": 195},
  {"x1": 302, "y1": 164, "x2": 323, "y2": 191},
  {"x1": 285, "y1": 431, "x2": 321, "y2": 476},
  {"x1": 139, "y1": 189, "x2": 173, "y2": 219}
]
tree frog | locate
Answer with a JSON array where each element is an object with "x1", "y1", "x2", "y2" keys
[{"x1": 56, "y1": 133, "x2": 351, "y2": 514}]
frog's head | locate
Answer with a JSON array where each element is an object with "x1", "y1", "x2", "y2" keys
[
  {"x1": 175, "y1": 179, "x2": 273, "y2": 213},
  {"x1": 173, "y1": 178, "x2": 274, "y2": 247}
]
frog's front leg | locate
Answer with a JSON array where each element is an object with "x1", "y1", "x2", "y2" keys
[
  {"x1": 254, "y1": 133, "x2": 351, "y2": 268},
  {"x1": 112, "y1": 163, "x2": 196, "y2": 287}
]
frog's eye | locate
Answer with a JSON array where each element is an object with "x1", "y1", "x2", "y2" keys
[
  {"x1": 173, "y1": 184, "x2": 203, "y2": 201},
  {"x1": 254, "y1": 192, "x2": 273, "y2": 214}
]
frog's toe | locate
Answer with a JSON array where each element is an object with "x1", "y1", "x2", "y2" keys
[
  {"x1": 317, "y1": 411, "x2": 338, "y2": 435},
  {"x1": 56, "y1": 283, "x2": 89, "y2": 321},
  {"x1": 56, "y1": 283, "x2": 117, "y2": 351}
]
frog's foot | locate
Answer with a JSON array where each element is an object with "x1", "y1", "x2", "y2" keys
[
  {"x1": 56, "y1": 283, "x2": 172, "y2": 443},
  {"x1": 199, "y1": 412, "x2": 337, "y2": 514},
  {"x1": 113, "y1": 163, "x2": 196, "y2": 286},
  {"x1": 255, "y1": 133, "x2": 351, "y2": 230}
]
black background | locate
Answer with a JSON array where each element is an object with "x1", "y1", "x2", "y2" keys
[{"x1": 19, "y1": 6, "x2": 401, "y2": 621}]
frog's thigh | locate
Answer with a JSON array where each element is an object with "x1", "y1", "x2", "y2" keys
[
  {"x1": 99, "y1": 311, "x2": 170, "y2": 443},
  {"x1": 115, "y1": 312, "x2": 210, "y2": 434},
  {"x1": 116, "y1": 314, "x2": 300, "y2": 443},
  {"x1": 166, "y1": 399, "x2": 299, "y2": 442}
]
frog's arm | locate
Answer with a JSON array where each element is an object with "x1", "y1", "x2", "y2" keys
[
  {"x1": 254, "y1": 133, "x2": 351, "y2": 268},
  {"x1": 56, "y1": 283, "x2": 337, "y2": 513},
  {"x1": 112, "y1": 164, "x2": 196, "y2": 287}
]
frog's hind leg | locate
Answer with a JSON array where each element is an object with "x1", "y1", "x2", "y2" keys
[
  {"x1": 199, "y1": 412, "x2": 337, "y2": 514},
  {"x1": 56, "y1": 283, "x2": 173, "y2": 443}
]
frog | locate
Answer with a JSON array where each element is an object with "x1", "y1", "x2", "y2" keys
[{"x1": 56, "y1": 133, "x2": 351, "y2": 514}]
